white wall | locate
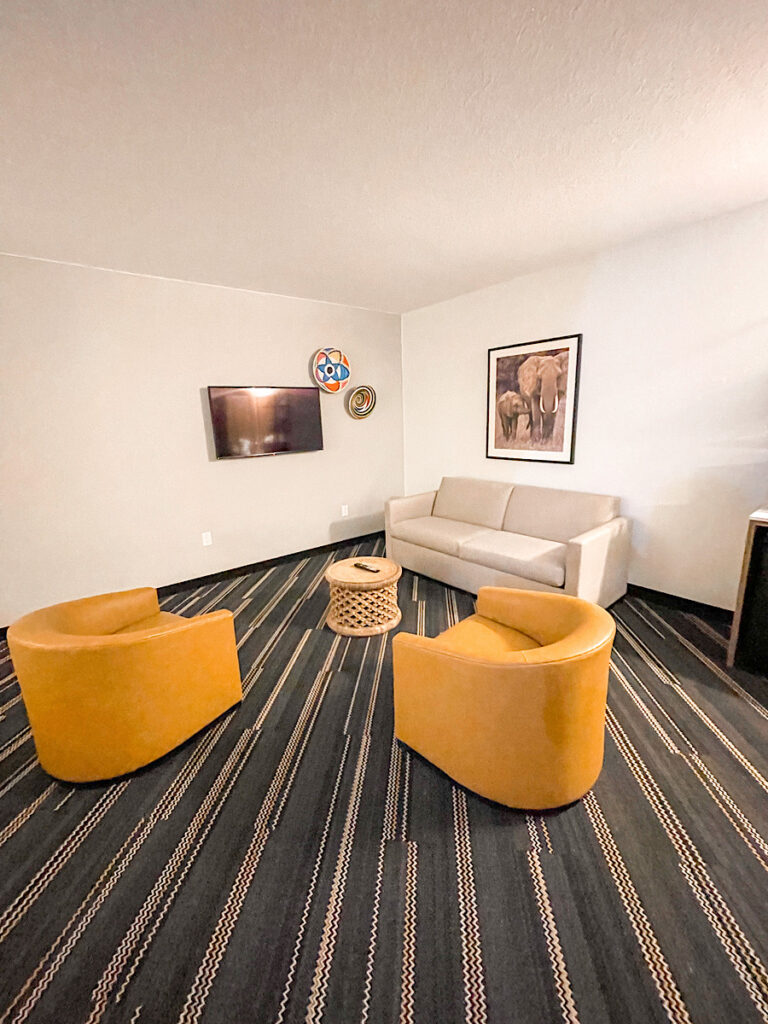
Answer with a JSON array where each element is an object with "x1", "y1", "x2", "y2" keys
[
  {"x1": 0, "y1": 257, "x2": 403, "y2": 624},
  {"x1": 3, "y1": 202, "x2": 766, "y2": 621},
  {"x1": 402, "y1": 202, "x2": 768, "y2": 610}
]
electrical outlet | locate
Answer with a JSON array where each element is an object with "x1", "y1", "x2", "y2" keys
[
  {"x1": 341, "y1": 504, "x2": 349, "y2": 518},
  {"x1": 202, "y1": 531, "x2": 213, "y2": 547}
]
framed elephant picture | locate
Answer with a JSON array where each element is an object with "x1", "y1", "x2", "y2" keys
[{"x1": 486, "y1": 334, "x2": 582, "y2": 463}]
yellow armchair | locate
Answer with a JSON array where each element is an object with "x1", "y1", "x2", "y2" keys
[
  {"x1": 392, "y1": 587, "x2": 615, "y2": 809},
  {"x1": 7, "y1": 587, "x2": 242, "y2": 782}
]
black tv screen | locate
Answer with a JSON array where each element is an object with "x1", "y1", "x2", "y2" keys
[{"x1": 207, "y1": 386, "x2": 324, "y2": 459}]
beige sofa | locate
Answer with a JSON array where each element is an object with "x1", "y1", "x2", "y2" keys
[{"x1": 385, "y1": 477, "x2": 630, "y2": 608}]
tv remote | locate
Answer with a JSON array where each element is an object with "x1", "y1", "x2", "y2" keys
[{"x1": 353, "y1": 562, "x2": 380, "y2": 573}]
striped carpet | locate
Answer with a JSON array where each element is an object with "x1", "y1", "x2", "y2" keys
[{"x1": 0, "y1": 535, "x2": 766, "y2": 1024}]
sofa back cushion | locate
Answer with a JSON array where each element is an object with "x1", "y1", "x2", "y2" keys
[
  {"x1": 503, "y1": 485, "x2": 619, "y2": 542},
  {"x1": 433, "y1": 476, "x2": 514, "y2": 530}
]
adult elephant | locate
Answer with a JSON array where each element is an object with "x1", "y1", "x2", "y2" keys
[
  {"x1": 517, "y1": 352, "x2": 569, "y2": 442},
  {"x1": 496, "y1": 391, "x2": 529, "y2": 442}
]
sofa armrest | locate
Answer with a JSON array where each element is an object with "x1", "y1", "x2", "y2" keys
[
  {"x1": 385, "y1": 490, "x2": 437, "y2": 530},
  {"x1": 565, "y1": 517, "x2": 631, "y2": 607}
]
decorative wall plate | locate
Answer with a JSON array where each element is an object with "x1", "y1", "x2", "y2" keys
[
  {"x1": 312, "y1": 348, "x2": 351, "y2": 392},
  {"x1": 348, "y1": 385, "x2": 376, "y2": 419}
]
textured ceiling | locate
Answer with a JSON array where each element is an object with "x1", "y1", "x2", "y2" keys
[{"x1": 2, "y1": 0, "x2": 768, "y2": 312}]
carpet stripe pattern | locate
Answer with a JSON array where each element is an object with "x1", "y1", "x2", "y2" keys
[{"x1": 0, "y1": 536, "x2": 766, "y2": 1023}]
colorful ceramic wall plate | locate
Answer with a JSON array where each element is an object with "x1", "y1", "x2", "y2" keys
[
  {"x1": 348, "y1": 385, "x2": 376, "y2": 418},
  {"x1": 312, "y1": 348, "x2": 351, "y2": 393}
]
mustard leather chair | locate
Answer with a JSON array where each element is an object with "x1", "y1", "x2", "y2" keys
[
  {"x1": 393, "y1": 587, "x2": 615, "y2": 809},
  {"x1": 7, "y1": 587, "x2": 242, "y2": 782}
]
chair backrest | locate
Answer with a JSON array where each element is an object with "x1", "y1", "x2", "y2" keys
[
  {"x1": 433, "y1": 476, "x2": 514, "y2": 530},
  {"x1": 475, "y1": 587, "x2": 615, "y2": 664},
  {"x1": 9, "y1": 588, "x2": 159, "y2": 641},
  {"x1": 503, "y1": 484, "x2": 619, "y2": 542}
]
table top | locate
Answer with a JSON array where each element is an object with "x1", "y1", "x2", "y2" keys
[{"x1": 325, "y1": 556, "x2": 402, "y2": 589}]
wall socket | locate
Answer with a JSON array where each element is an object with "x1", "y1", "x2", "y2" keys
[
  {"x1": 201, "y1": 531, "x2": 213, "y2": 547},
  {"x1": 340, "y1": 504, "x2": 349, "y2": 518}
]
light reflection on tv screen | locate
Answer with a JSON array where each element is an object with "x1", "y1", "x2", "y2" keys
[{"x1": 207, "y1": 387, "x2": 324, "y2": 459}]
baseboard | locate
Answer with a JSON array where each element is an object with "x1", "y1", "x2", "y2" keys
[
  {"x1": 155, "y1": 531, "x2": 384, "y2": 598},
  {"x1": 626, "y1": 583, "x2": 732, "y2": 624},
  {"x1": 0, "y1": 533, "x2": 382, "y2": 636},
  {"x1": 1, "y1": 553, "x2": 730, "y2": 643}
]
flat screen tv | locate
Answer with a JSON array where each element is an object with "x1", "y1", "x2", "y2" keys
[{"x1": 207, "y1": 386, "x2": 324, "y2": 459}]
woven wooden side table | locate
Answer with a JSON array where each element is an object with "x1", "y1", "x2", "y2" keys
[{"x1": 325, "y1": 557, "x2": 402, "y2": 637}]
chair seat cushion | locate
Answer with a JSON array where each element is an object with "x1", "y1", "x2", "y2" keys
[
  {"x1": 434, "y1": 614, "x2": 541, "y2": 658},
  {"x1": 459, "y1": 531, "x2": 567, "y2": 588},
  {"x1": 114, "y1": 611, "x2": 185, "y2": 634},
  {"x1": 390, "y1": 516, "x2": 487, "y2": 556}
]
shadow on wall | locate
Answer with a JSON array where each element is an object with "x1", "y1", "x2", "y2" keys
[
  {"x1": 637, "y1": 459, "x2": 768, "y2": 610},
  {"x1": 329, "y1": 513, "x2": 384, "y2": 543}
]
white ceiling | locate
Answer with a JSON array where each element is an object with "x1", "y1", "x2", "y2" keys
[{"x1": 2, "y1": 0, "x2": 768, "y2": 312}]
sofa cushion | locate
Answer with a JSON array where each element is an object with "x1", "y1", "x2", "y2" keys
[
  {"x1": 390, "y1": 516, "x2": 487, "y2": 556},
  {"x1": 503, "y1": 485, "x2": 619, "y2": 543},
  {"x1": 459, "y1": 530, "x2": 567, "y2": 588},
  {"x1": 433, "y1": 476, "x2": 514, "y2": 530}
]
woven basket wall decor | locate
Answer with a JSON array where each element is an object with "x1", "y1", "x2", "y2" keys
[{"x1": 347, "y1": 385, "x2": 376, "y2": 419}]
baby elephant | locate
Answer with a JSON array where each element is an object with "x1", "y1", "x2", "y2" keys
[{"x1": 497, "y1": 391, "x2": 530, "y2": 442}]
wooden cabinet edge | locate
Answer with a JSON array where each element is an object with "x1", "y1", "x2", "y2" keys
[{"x1": 727, "y1": 520, "x2": 758, "y2": 668}]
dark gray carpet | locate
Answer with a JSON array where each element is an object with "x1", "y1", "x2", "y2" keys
[{"x1": 0, "y1": 536, "x2": 766, "y2": 1024}]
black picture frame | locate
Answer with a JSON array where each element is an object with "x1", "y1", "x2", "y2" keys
[{"x1": 486, "y1": 334, "x2": 582, "y2": 464}]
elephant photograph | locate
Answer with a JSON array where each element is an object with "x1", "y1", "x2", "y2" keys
[{"x1": 486, "y1": 334, "x2": 582, "y2": 463}]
